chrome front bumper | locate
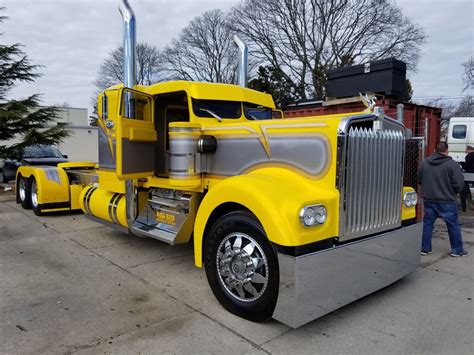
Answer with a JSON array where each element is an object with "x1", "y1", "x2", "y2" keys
[{"x1": 273, "y1": 222, "x2": 422, "y2": 328}]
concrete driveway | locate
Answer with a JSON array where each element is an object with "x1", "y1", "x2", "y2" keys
[{"x1": 0, "y1": 200, "x2": 472, "y2": 354}]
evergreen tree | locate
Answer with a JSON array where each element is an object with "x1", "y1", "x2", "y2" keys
[
  {"x1": 0, "y1": 8, "x2": 68, "y2": 160},
  {"x1": 248, "y1": 66, "x2": 301, "y2": 108}
]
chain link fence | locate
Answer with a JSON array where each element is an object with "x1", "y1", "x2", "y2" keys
[{"x1": 404, "y1": 137, "x2": 425, "y2": 221}]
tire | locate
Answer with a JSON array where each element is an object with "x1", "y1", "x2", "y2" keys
[
  {"x1": 17, "y1": 175, "x2": 31, "y2": 209},
  {"x1": 0, "y1": 169, "x2": 6, "y2": 183},
  {"x1": 204, "y1": 211, "x2": 279, "y2": 322},
  {"x1": 30, "y1": 178, "x2": 43, "y2": 216}
]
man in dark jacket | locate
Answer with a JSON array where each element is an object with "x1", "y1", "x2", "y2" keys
[
  {"x1": 464, "y1": 145, "x2": 474, "y2": 172},
  {"x1": 418, "y1": 142, "x2": 467, "y2": 257}
]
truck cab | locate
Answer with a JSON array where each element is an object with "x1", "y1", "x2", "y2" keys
[{"x1": 15, "y1": 0, "x2": 421, "y2": 329}]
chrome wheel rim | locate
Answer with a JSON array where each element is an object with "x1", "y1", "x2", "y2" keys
[
  {"x1": 19, "y1": 178, "x2": 26, "y2": 201},
  {"x1": 31, "y1": 180, "x2": 38, "y2": 208},
  {"x1": 216, "y1": 232, "x2": 269, "y2": 302}
]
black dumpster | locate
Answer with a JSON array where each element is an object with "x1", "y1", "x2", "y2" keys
[{"x1": 326, "y1": 58, "x2": 406, "y2": 98}]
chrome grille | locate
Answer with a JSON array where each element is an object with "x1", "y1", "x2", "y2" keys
[{"x1": 343, "y1": 127, "x2": 404, "y2": 239}]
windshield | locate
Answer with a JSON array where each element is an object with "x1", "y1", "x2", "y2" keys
[
  {"x1": 192, "y1": 99, "x2": 241, "y2": 119},
  {"x1": 243, "y1": 103, "x2": 274, "y2": 120},
  {"x1": 23, "y1": 145, "x2": 64, "y2": 159}
]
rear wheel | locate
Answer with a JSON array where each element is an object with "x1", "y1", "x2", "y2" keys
[
  {"x1": 30, "y1": 178, "x2": 43, "y2": 216},
  {"x1": 0, "y1": 169, "x2": 6, "y2": 183},
  {"x1": 204, "y1": 211, "x2": 279, "y2": 322},
  {"x1": 18, "y1": 175, "x2": 31, "y2": 209}
]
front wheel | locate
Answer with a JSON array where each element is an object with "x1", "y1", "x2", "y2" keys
[
  {"x1": 204, "y1": 211, "x2": 279, "y2": 322},
  {"x1": 17, "y1": 175, "x2": 31, "y2": 209}
]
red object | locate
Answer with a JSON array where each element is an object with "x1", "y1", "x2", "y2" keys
[
  {"x1": 284, "y1": 98, "x2": 441, "y2": 156},
  {"x1": 285, "y1": 98, "x2": 442, "y2": 222}
]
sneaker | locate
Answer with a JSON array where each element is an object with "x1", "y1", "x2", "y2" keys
[
  {"x1": 420, "y1": 250, "x2": 432, "y2": 256},
  {"x1": 450, "y1": 250, "x2": 469, "y2": 257}
]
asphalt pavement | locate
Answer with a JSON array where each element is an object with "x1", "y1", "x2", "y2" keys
[{"x1": 0, "y1": 199, "x2": 472, "y2": 354}]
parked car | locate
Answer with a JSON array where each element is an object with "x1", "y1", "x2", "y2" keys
[
  {"x1": 447, "y1": 117, "x2": 474, "y2": 163},
  {"x1": 0, "y1": 145, "x2": 68, "y2": 183}
]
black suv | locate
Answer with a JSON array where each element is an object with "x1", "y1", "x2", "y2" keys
[{"x1": 0, "y1": 145, "x2": 68, "y2": 183}]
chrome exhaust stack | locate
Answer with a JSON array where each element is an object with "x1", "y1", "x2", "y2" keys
[
  {"x1": 119, "y1": 0, "x2": 136, "y2": 115},
  {"x1": 119, "y1": 0, "x2": 137, "y2": 228},
  {"x1": 233, "y1": 35, "x2": 248, "y2": 87}
]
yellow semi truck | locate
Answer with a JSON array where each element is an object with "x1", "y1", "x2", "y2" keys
[{"x1": 16, "y1": 0, "x2": 420, "y2": 328}]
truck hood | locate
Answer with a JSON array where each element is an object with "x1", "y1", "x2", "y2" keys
[{"x1": 22, "y1": 157, "x2": 68, "y2": 166}]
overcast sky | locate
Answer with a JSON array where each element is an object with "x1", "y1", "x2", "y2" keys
[{"x1": 1, "y1": 0, "x2": 472, "y2": 114}]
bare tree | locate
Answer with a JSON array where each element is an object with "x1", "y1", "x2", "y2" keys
[
  {"x1": 462, "y1": 56, "x2": 473, "y2": 93},
  {"x1": 162, "y1": 9, "x2": 238, "y2": 83},
  {"x1": 93, "y1": 43, "x2": 164, "y2": 96},
  {"x1": 231, "y1": 0, "x2": 426, "y2": 99},
  {"x1": 454, "y1": 96, "x2": 473, "y2": 117},
  {"x1": 425, "y1": 57, "x2": 474, "y2": 134}
]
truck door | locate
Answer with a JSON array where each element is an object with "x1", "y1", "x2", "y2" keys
[{"x1": 116, "y1": 88, "x2": 157, "y2": 179}]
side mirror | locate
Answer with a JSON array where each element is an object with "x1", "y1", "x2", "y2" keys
[{"x1": 62, "y1": 155, "x2": 68, "y2": 159}]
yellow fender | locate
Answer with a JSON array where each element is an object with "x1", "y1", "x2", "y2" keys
[
  {"x1": 16, "y1": 166, "x2": 70, "y2": 205},
  {"x1": 402, "y1": 186, "x2": 417, "y2": 220},
  {"x1": 194, "y1": 167, "x2": 339, "y2": 267}
]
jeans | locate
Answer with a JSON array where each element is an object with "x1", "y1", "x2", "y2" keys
[{"x1": 422, "y1": 201, "x2": 464, "y2": 254}]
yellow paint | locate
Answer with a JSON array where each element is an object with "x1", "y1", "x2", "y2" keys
[
  {"x1": 92, "y1": 80, "x2": 414, "y2": 270},
  {"x1": 402, "y1": 186, "x2": 417, "y2": 220},
  {"x1": 129, "y1": 127, "x2": 157, "y2": 142},
  {"x1": 143, "y1": 81, "x2": 275, "y2": 110},
  {"x1": 156, "y1": 211, "x2": 176, "y2": 225},
  {"x1": 193, "y1": 167, "x2": 339, "y2": 267},
  {"x1": 70, "y1": 184, "x2": 83, "y2": 210},
  {"x1": 42, "y1": 208, "x2": 70, "y2": 213},
  {"x1": 17, "y1": 166, "x2": 70, "y2": 205},
  {"x1": 79, "y1": 185, "x2": 127, "y2": 227},
  {"x1": 98, "y1": 169, "x2": 126, "y2": 194}
]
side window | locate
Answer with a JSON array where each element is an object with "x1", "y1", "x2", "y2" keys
[
  {"x1": 243, "y1": 102, "x2": 273, "y2": 120},
  {"x1": 121, "y1": 89, "x2": 152, "y2": 121},
  {"x1": 452, "y1": 125, "x2": 467, "y2": 139},
  {"x1": 102, "y1": 94, "x2": 108, "y2": 120}
]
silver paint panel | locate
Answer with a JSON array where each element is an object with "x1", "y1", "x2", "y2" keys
[
  {"x1": 207, "y1": 136, "x2": 329, "y2": 177},
  {"x1": 98, "y1": 126, "x2": 116, "y2": 170},
  {"x1": 66, "y1": 170, "x2": 98, "y2": 185},
  {"x1": 272, "y1": 222, "x2": 422, "y2": 328},
  {"x1": 42, "y1": 167, "x2": 61, "y2": 184}
]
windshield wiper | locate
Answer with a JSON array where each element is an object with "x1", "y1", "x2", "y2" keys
[
  {"x1": 246, "y1": 112, "x2": 258, "y2": 120},
  {"x1": 199, "y1": 108, "x2": 222, "y2": 122}
]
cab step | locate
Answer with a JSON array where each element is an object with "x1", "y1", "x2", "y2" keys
[{"x1": 131, "y1": 189, "x2": 200, "y2": 245}]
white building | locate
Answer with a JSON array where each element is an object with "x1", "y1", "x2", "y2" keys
[
  {"x1": 2, "y1": 107, "x2": 98, "y2": 162},
  {"x1": 55, "y1": 107, "x2": 98, "y2": 162}
]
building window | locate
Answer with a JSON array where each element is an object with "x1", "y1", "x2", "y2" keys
[{"x1": 452, "y1": 125, "x2": 467, "y2": 139}]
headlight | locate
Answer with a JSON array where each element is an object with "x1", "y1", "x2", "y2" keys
[
  {"x1": 300, "y1": 204, "x2": 327, "y2": 227},
  {"x1": 403, "y1": 191, "x2": 418, "y2": 207}
]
